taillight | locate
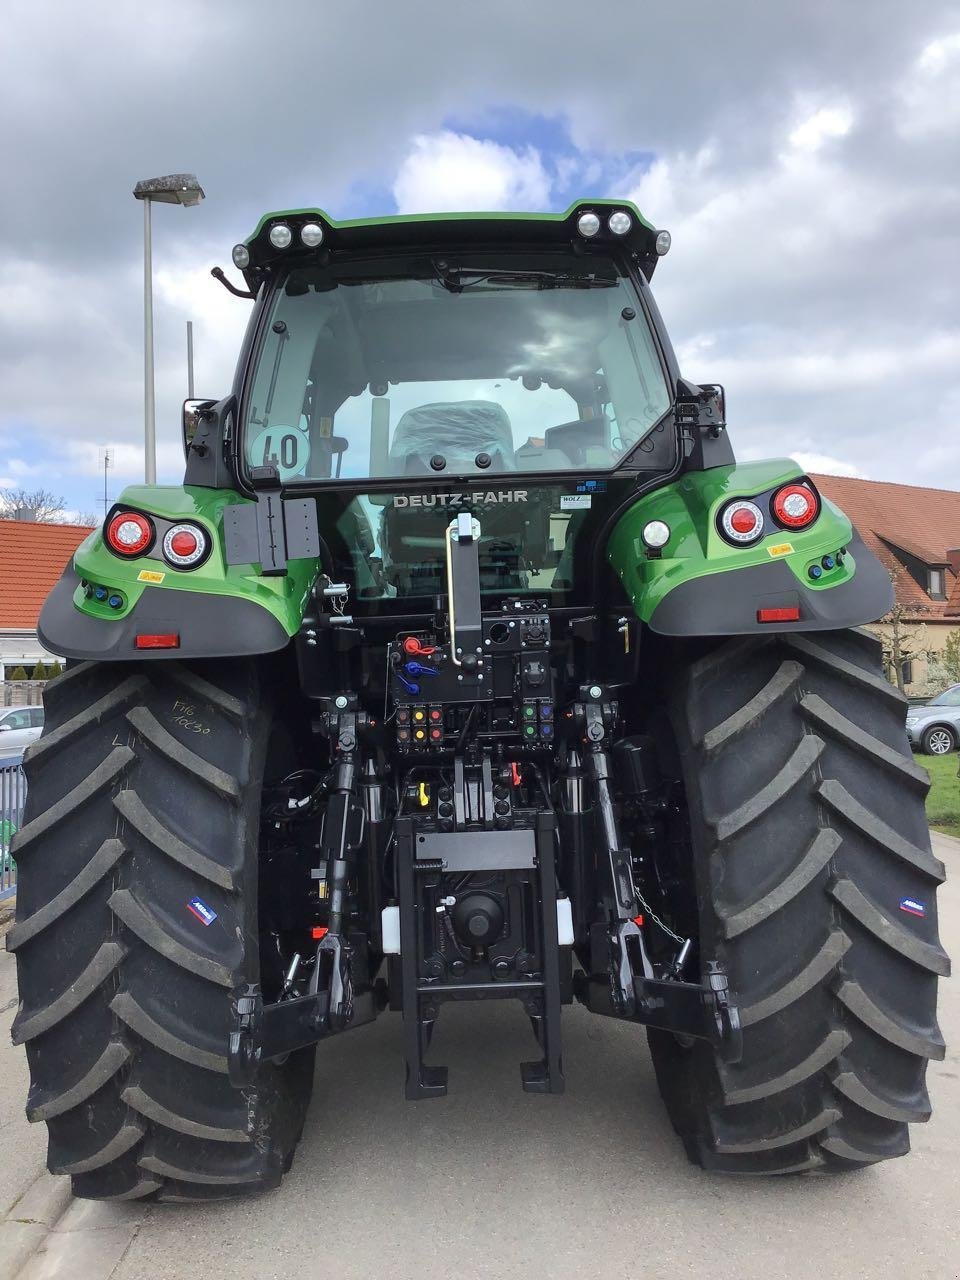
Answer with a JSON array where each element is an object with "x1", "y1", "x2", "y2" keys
[
  {"x1": 772, "y1": 483, "x2": 820, "y2": 529},
  {"x1": 161, "y1": 522, "x2": 209, "y2": 569},
  {"x1": 719, "y1": 499, "x2": 764, "y2": 545},
  {"x1": 105, "y1": 511, "x2": 153, "y2": 557}
]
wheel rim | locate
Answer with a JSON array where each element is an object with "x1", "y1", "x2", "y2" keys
[{"x1": 928, "y1": 729, "x2": 953, "y2": 754}]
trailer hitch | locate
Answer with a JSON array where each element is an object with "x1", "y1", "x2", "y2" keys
[
  {"x1": 227, "y1": 982, "x2": 378, "y2": 1088},
  {"x1": 573, "y1": 959, "x2": 742, "y2": 1064}
]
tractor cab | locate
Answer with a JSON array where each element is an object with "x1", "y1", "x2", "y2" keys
[{"x1": 234, "y1": 215, "x2": 679, "y2": 614}]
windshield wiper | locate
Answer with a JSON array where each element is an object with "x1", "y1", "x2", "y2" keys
[{"x1": 431, "y1": 261, "x2": 618, "y2": 293}]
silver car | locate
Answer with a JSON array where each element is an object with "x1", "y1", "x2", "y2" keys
[
  {"x1": 0, "y1": 704, "x2": 44, "y2": 760},
  {"x1": 905, "y1": 685, "x2": 960, "y2": 754}
]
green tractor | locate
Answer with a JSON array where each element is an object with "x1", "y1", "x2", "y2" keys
[{"x1": 9, "y1": 201, "x2": 947, "y2": 1200}]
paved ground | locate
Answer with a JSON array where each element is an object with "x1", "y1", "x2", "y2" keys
[
  {"x1": 0, "y1": 911, "x2": 46, "y2": 1219},
  {"x1": 1, "y1": 838, "x2": 959, "y2": 1280}
]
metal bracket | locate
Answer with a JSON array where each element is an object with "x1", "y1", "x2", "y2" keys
[
  {"x1": 223, "y1": 487, "x2": 321, "y2": 576},
  {"x1": 574, "y1": 959, "x2": 743, "y2": 1063},
  {"x1": 227, "y1": 982, "x2": 377, "y2": 1087}
]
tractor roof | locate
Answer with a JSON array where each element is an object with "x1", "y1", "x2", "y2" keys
[{"x1": 235, "y1": 199, "x2": 669, "y2": 282}]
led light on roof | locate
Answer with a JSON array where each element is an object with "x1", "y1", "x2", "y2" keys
[
  {"x1": 232, "y1": 243, "x2": 250, "y2": 269},
  {"x1": 269, "y1": 223, "x2": 293, "y2": 249},
  {"x1": 577, "y1": 212, "x2": 601, "y2": 237},
  {"x1": 655, "y1": 229, "x2": 672, "y2": 255},
  {"x1": 300, "y1": 222, "x2": 324, "y2": 247},
  {"x1": 608, "y1": 210, "x2": 633, "y2": 235}
]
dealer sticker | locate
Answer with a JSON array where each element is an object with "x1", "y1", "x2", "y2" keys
[
  {"x1": 137, "y1": 569, "x2": 165, "y2": 584},
  {"x1": 899, "y1": 897, "x2": 926, "y2": 918},
  {"x1": 187, "y1": 896, "x2": 218, "y2": 926},
  {"x1": 767, "y1": 542, "x2": 794, "y2": 558},
  {"x1": 561, "y1": 494, "x2": 592, "y2": 511}
]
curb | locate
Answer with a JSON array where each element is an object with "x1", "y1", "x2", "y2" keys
[{"x1": 0, "y1": 1170, "x2": 72, "y2": 1280}]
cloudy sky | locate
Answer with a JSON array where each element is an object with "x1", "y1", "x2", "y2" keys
[{"x1": 1, "y1": 0, "x2": 958, "y2": 518}]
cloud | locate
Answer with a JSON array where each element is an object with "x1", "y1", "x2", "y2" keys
[
  {"x1": 1, "y1": 0, "x2": 959, "y2": 510},
  {"x1": 790, "y1": 453, "x2": 864, "y2": 478},
  {"x1": 624, "y1": 47, "x2": 960, "y2": 484},
  {"x1": 393, "y1": 132, "x2": 551, "y2": 213},
  {"x1": 788, "y1": 104, "x2": 855, "y2": 153},
  {"x1": 899, "y1": 31, "x2": 960, "y2": 138}
]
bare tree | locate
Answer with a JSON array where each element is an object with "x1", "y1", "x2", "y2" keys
[
  {"x1": 0, "y1": 487, "x2": 68, "y2": 523},
  {"x1": 870, "y1": 566, "x2": 932, "y2": 693}
]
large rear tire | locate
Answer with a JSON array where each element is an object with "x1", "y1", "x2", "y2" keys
[
  {"x1": 648, "y1": 628, "x2": 949, "y2": 1173},
  {"x1": 8, "y1": 660, "x2": 314, "y2": 1201}
]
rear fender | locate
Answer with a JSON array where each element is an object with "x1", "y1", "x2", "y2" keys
[
  {"x1": 607, "y1": 460, "x2": 893, "y2": 636},
  {"x1": 37, "y1": 485, "x2": 318, "y2": 661}
]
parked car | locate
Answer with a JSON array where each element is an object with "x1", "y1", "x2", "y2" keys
[
  {"x1": 0, "y1": 705, "x2": 44, "y2": 759},
  {"x1": 905, "y1": 684, "x2": 960, "y2": 754}
]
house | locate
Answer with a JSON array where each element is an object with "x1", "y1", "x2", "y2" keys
[
  {"x1": 0, "y1": 519, "x2": 95, "y2": 680},
  {"x1": 812, "y1": 473, "x2": 960, "y2": 691}
]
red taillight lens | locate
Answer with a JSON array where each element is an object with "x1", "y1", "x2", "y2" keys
[
  {"x1": 105, "y1": 511, "x2": 153, "y2": 557},
  {"x1": 161, "y1": 522, "x2": 209, "y2": 569},
  {"x1": 719, "y1": 499, "x2": 764, "y2": 544},
  {"x1": 772, "y1": 483, "x2": 819, "y2": 529}
]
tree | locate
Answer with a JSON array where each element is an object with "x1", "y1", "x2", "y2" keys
[
  {"x1": 924, "y1": 628, "x2": 960, "y2": 693},
  {"x1": 0, "y1": 487, "x2": 67, "y2": 523},
  {"x1": 8, "y1": 666, "x2": 28, "y2": 681},
  {"x1": 870, "y1": 566, "x2": 932, "y2": 693},
  {"x1": 30, "y1": 662, "x2": 47, "y2": 681}
]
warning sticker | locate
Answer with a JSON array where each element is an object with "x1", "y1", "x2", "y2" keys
[
  {"x1": 767, "y1": 542, "x2": 794, "y2": 558},
  {"x1": 137, "y1": 569, "x2": 165, "y2": 584}
]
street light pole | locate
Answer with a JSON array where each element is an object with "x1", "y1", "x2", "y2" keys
[
  {"x1": 133, "y1": 174, "x2": 205, "y2": 486},
  {"x1": 186, "y1": 320, "x2": 195, "y2": 399},
  {"x1": 143, "y1": 196, "x2": 156, "y2": 484}
]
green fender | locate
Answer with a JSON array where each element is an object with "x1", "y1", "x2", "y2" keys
[
  {"x1": 607, "y1": 459, "x2": 892, "y2": 635},
  {"x1": 37, "y1": 486, "x2": 319, "y2": 661}
]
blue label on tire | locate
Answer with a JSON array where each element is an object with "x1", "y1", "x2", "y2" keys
[
  {"x1": 899, "y1": 897, "x2": 926, "y2": 918},
  {"x1": 187, "y1": 896, "x2": 218, "y2": 926}
]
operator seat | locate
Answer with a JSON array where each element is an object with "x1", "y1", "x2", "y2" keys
[
  {"x1": 387, "y1": 400, "x2": 516, "y2": 475},
  {"x1": 381, "y1": 400, "x2": 545, "y2": 594}
]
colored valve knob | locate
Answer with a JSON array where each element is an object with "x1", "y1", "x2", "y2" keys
[
  {"x1": 405, "y1": 661, "x2": 438, "y2": 678},
  {"x1": 402, "y1": 636, "x2": 436, "y2": 657}
]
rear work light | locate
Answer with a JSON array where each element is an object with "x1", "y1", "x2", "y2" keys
[
  {"x1": 719, "y1": 499, "x2": 764, "y2": 545},
  {"x1": 772, "y1": 483, "x2": 820, "y2": 530},
  {"x1": 161, "y1": 522, "x2": 210, "y2": 569},
  {"x1": 105, "y1": 511, "x2": 153, "y2": 557}
]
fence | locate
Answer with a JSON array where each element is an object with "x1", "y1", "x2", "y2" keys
[
  {"x1": 1, "y1": 681, "x2": 46, "y2": 708},
  {"x1": 1, "y1": 752, "x2": 25, "y2": 901}
]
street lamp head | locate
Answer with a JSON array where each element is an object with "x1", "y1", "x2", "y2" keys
[{"x1": 133, "y1": 173, "x2": 204, "y2": 207}]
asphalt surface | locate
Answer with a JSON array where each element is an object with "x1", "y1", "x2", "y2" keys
[{"x1": 1, "y1": 837, "x2": 958, "y2": 1280}]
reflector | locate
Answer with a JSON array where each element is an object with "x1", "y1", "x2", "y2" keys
[
  {"x1": 757, "y1": 606, "x2": 801, "y2": 623},
  {"x1": 135, "y1": 633, "x2": 180, "y2": 649}
]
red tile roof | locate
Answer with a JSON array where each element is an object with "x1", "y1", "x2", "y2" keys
[
  {"x1": 812, "y1": 474, "x2": 960, "y2": 620},
  {"x1": 0, "y1": 519, "x2": 94, "y2": 628}
]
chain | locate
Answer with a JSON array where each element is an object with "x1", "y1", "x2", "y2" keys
[{"x1": 634, "y1": 890, "x2": 686, "y2": 945}]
